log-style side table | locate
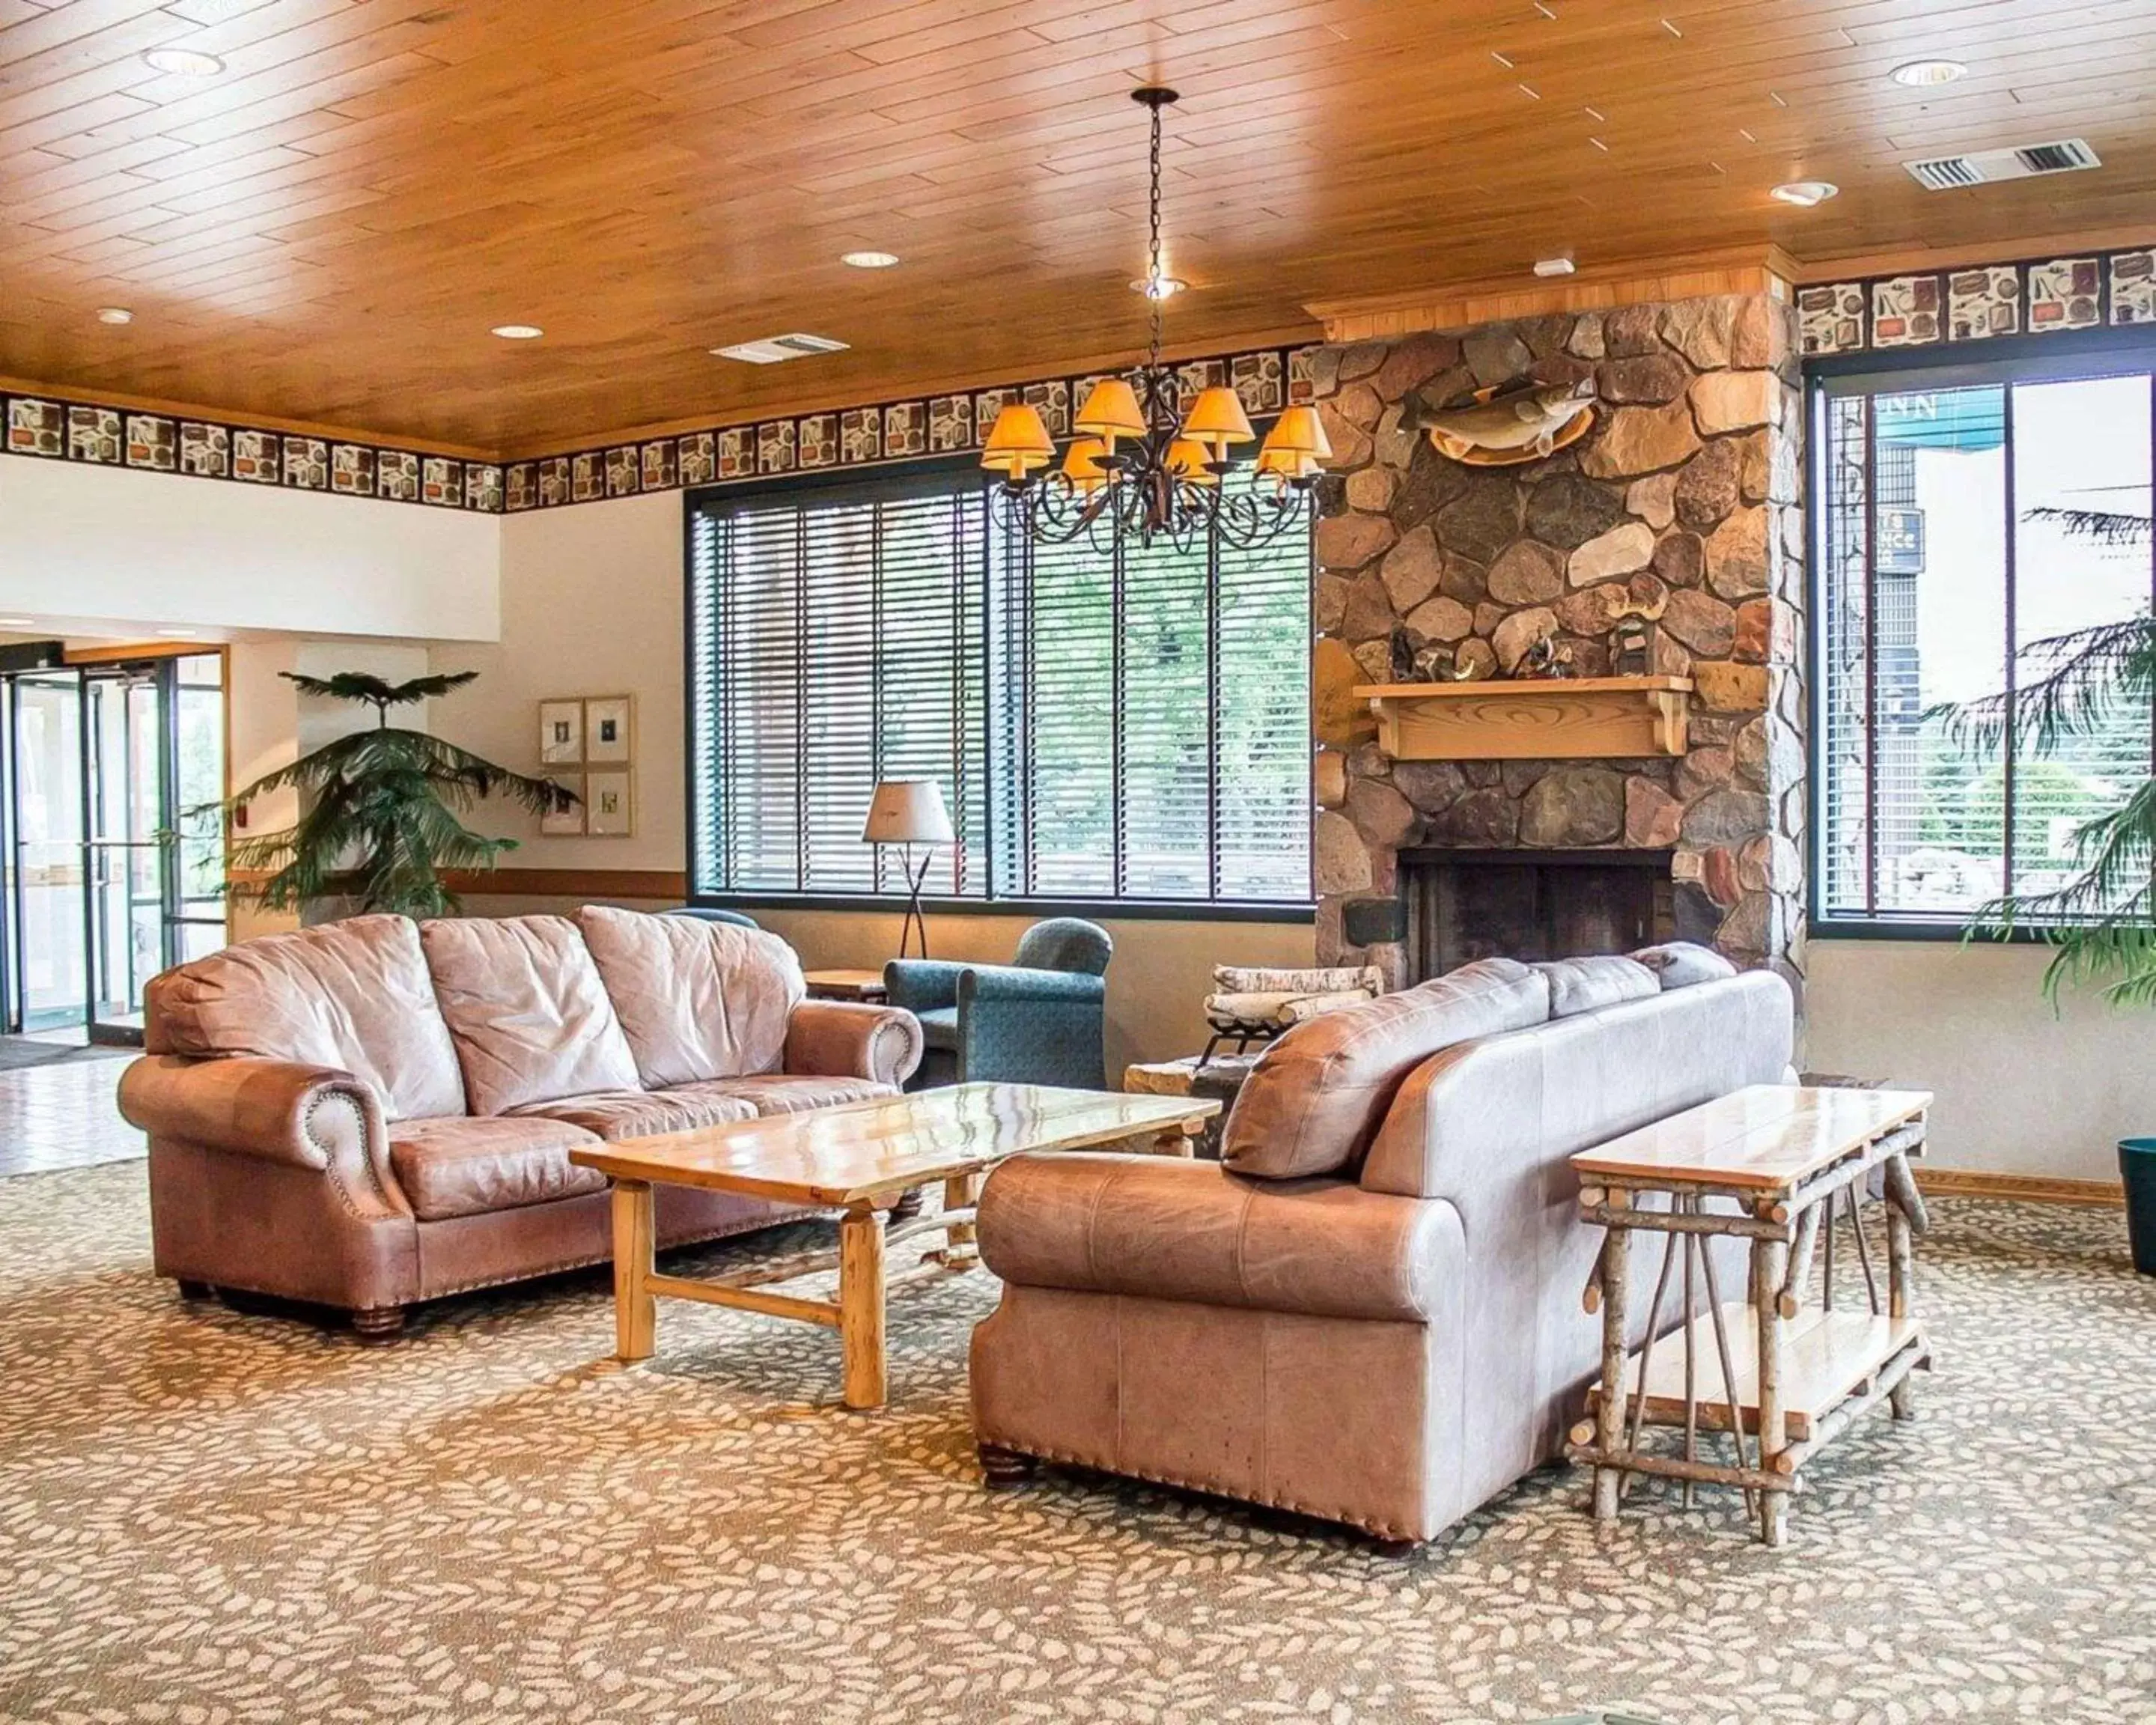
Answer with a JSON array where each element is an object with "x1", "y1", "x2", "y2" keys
[{"x1": 1565, "y1": 1083, "x2": 1934, "y2": 1546}]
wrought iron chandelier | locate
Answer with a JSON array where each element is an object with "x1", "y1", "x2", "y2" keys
[{"x1": 979, "y1": 87, "x2": 1330, "y2": 555}]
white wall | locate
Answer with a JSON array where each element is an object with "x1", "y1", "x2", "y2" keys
[
  {"x1": 1805, "y1": 940, "x2": 2151, "y2": 1184},
  {"x1": 442, "y1": 492, "x2": 684, "y2": 871},
  {"x1": 0, "y1": 457, "x2": 499, "y2": 642}
]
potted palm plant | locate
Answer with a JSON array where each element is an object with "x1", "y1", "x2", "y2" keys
[
  {"x1": 223, "y1": 669, "x2": 576, "y2": 919},
  {"x1": 1938, "y1": 503, "x2": 2156, "y2": 1272}
]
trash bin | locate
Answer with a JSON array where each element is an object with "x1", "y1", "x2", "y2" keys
[{"x1": 2120, "y1": 1138, "x2": 2156, "y2": 1276}]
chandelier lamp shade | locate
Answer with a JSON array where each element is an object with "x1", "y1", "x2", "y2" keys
[{"x1": 979, "y1": 87, "x2": 1323, "y2": 553}]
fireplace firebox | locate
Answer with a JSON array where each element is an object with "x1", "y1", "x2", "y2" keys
[{"x1": 1401, "y1": 848, "x2": 1676, "y2": 984}]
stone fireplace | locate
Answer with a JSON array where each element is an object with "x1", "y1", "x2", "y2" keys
[{"x1": 1309, "y1": 287, "x2": 1807, "y2": 996}]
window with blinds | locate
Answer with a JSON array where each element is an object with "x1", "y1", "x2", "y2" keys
[
  {"x1": 1814, "y1": 353, "x2": 2155, "y2": 931},
  {"x1": 688, "y1": 463, "x2": 1313, "y2": 910}
]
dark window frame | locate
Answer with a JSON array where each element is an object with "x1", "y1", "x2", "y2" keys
[
  {"x1": 679, "y1": 454, "x2": 1317, "y2": 925},
  {"x1": 1806, "y1": 324, "x2": 2156, "y2": 941}
]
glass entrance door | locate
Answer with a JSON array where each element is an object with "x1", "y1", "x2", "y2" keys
[
  {"x1": 6, "y1": 672, "x2": 90, "y2": 1033},
  {"x1": 1, "y1": 654, "x2": 226, "y2": 1043},
  {"x1": 83, "y1": 666, "x2": 168, "y2": 1042}
]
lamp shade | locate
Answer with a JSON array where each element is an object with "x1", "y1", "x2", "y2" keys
[
  {"x1": 862, "y1": 778, "x2": 955, "y2": 845},
  {"x1": 1061, "y1": 435, "x2": 1111, "y2": 495},
  {"x1": 980, "y1": 402, "x2": 1054, "y2": 475},
  {"x1": 1074, "y1": 377, "x2": 1146, "y2": 441},
  {"x1": 1260, "y1": 404, "x2": 1333, "y2": 461},
  {"x1": 1184, "y1": 385, "x2": 1255, "y2": 447},
  {"x1": 1255, "y1": 444, "x2": 1323, "y2": 481},
  {"x1": 1165, "y1": 436, "x2": 1220, "y2": 485}
]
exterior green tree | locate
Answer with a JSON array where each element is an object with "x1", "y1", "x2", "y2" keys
[
  {"x1": 223, "y1": 670, "x2": 575, "y2": 919},
  {"x1": 1940, "y1": 506, "x2": 2156, "y2": 1006}
]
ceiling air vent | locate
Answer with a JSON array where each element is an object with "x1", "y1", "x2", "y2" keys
[
  {"x1": 710, "y1": 332, "x2": 850, "y2": 365},
  {"x1": 1904, "y1": 138, "x2": 2101, "y2": 191}
]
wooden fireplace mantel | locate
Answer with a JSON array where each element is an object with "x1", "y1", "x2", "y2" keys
[{"x1": 1353, "y1": 676, "x2": 1692, "y2": 761}]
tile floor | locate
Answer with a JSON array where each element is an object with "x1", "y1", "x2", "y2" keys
[{"x1": 0, "y1": 1052, "x2": 141, "y2": 1177}]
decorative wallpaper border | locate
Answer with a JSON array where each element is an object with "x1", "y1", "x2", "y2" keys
[
  {"x1": 1, "y1": 395, "x2": 508, "y2": 513},
  {"x1": 0, "y1": 346, "x2": 1318, "y2": 517},
  {"x1": 494, "y1": 345, "x2": 1316, "y2": 514},
  {"x1": 1797, "y1": 241, "x2": 2156, "y2": 358}
]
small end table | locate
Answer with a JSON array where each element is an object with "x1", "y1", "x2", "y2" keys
[
  {"x1": 805, "y1": 968, "x2": 888, "y2": 1003},
  {"x1": 1566, "y1": 1083, "x2": 1934, "y2": 1545}
]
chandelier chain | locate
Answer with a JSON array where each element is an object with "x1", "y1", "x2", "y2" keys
[{"x1": 1146, "y1": 92, "x2": 1165, "y2": 371}]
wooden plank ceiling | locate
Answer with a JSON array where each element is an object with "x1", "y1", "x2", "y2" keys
[{"x1": 2, "y1": 0, "x2": 2152, "y2": 455}]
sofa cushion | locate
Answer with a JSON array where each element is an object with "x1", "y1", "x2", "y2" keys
[
  {"x1": 1219, "y1": 958, "x2": 1551, "y2": 1181},
  {"x1": 506, "y1": 1089, "x2": 757, "y2": 1141},
  {"x1": 419, "y1": 915, "x2": 642, "y2": 1116},
  {"x1": 144, "y1": 914, "x2": 465, "y2": 1122},
  {"x1": 389, "y1": 1115, "x2": 607, "y2": 1221},
  {"x1": 576, "y1": 905, "x2": 803, "y2": 1087},
  {"x1": 665, "y1": 1074, "x2": 897, "y2": 1116},
  {"x1": 1535, "y1": 955, "x2": 1661, "y2": 1017},
  {"x1": 1630, "y1": 941, "x2": 1740, "y2": 989}
]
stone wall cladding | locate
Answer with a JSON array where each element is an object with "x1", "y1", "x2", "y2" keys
[{"x1": 1309, "y1": 294, "x2": 1807, "y2": 991}]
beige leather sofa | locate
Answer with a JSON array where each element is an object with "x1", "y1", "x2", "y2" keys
[
  {"x1": 120, "y1": 907, "x2": 922, "y2": 1339},
  {"x1": 969, "y1": 945, "x2": 1793, "y2": 1546}
]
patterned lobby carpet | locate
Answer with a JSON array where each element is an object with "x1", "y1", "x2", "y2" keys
[{"x1": 1, "y1": 1166, "x2": 2150, "y2": 1725}]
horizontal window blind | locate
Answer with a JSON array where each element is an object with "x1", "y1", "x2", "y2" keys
[
  {"x1": 689, "y1": 463, "x2": 1312, "y2": 909},
  {"x1": 690, "y1": 476, "x2": 987, "y2": 898},
  {"x1": 1815, "y1": 359, "x2": 2155, "y2": 928}
]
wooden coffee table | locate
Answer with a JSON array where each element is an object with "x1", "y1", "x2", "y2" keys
[{"x1": 570, "y1": 1083, "x2": 1218, "y2": 1410}]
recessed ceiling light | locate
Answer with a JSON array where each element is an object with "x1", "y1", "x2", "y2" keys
[
  {"x1": 1130, "y1": 273, "x2": 1187, "y2": 299},
  {"x1": 1533, "y1": 255, "x2": 1577, "y2": 277},
  {"x1": 840, "y1": 250, "x2": 901, "y2": 269},
  {"x1": 97, "y1": 307, "x2": 134, "y2": 325},
  {"x1": 1892, "y1": 59, "x2": 1968, "y2": 88},
  {"x1": 141, "y1": 46, "x2": 226, "y2": 76},
  {"x1": 1770, "y1": 179, "x2": 1839, "y2": 207},
  {"x1": 0, "y1": 618, "x2": 36, "y2": 629},
  {"x1": 490, "y1": 324, "x2": 543, "y2": 340},
  {"x1": 156, "y1": 629, "x2": 200, "y2": 639}
]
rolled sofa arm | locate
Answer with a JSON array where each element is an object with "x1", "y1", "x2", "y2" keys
[
  {"x1": 978, "y1": 1151, "x2": 1466, "y2": 1323},
  {"x1": 120, "y1": 1055, "x2": 386, "y2": 1171},
  {"x1": 785, "y1": 1000, "x2": 924, "y2": 1087}
]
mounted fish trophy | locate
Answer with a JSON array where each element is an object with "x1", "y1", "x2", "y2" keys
[{"x1": 1404, "y1": 374, "x2": 1597, "y2": 467}]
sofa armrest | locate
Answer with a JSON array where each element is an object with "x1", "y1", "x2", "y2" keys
[
  {"x1": 784, "y1": 1000, "x2": 923, "y2": 1087},
  {"x1": 961, "y1": 964, "x2": 1105, "y2": 1006},
  {"x1": 883, "y1": 959, "x2": 966, "y2": 1015},
  {"x1": 121, "y1": 1055, "x2": 386, "y2": 1170},
  {"x1": 977, "y1": 1151, "x2": 1464, "y2": 1322},
  {"x1": 957, "y1": 967, "x2": 1106, "y2": 1087}
]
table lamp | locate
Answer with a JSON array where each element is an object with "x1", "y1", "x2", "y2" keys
[{"x1": 862, "y1": 778, "x2": 954, "y2": 960}]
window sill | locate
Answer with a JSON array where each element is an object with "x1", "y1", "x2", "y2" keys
[
  {"x1": 689, "y1": 892, "x2": 1317, "y2": 925},
  {"x1": 1809, "y1": 916, "x2": 2059, "y2": 944}
]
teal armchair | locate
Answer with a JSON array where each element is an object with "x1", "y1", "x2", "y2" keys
[{"x1": 884, "y1": 919, "x2": 1112, "y2": 1090}]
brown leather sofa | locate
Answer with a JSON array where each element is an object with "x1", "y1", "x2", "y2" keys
[
  {"x1": 969, "y1": 945, "x2": 1794, "y2": 1546},
  {"x1": 120, "y1": 907, "x2": 922, "y2": 1339}
]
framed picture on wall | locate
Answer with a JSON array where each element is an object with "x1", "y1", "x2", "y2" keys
[
  {"x1": 585, "y1": 770, "x2": 634, "y2": 837},
  {"x1": 584, "y1": 695, "x2": 633, "y2": 763},
  {"x1": 538, "y1": 699, "x2": 583, "y2": 764},
  {"x1": 540, "y1": 776, "x2": 585, "y2": 836}
]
